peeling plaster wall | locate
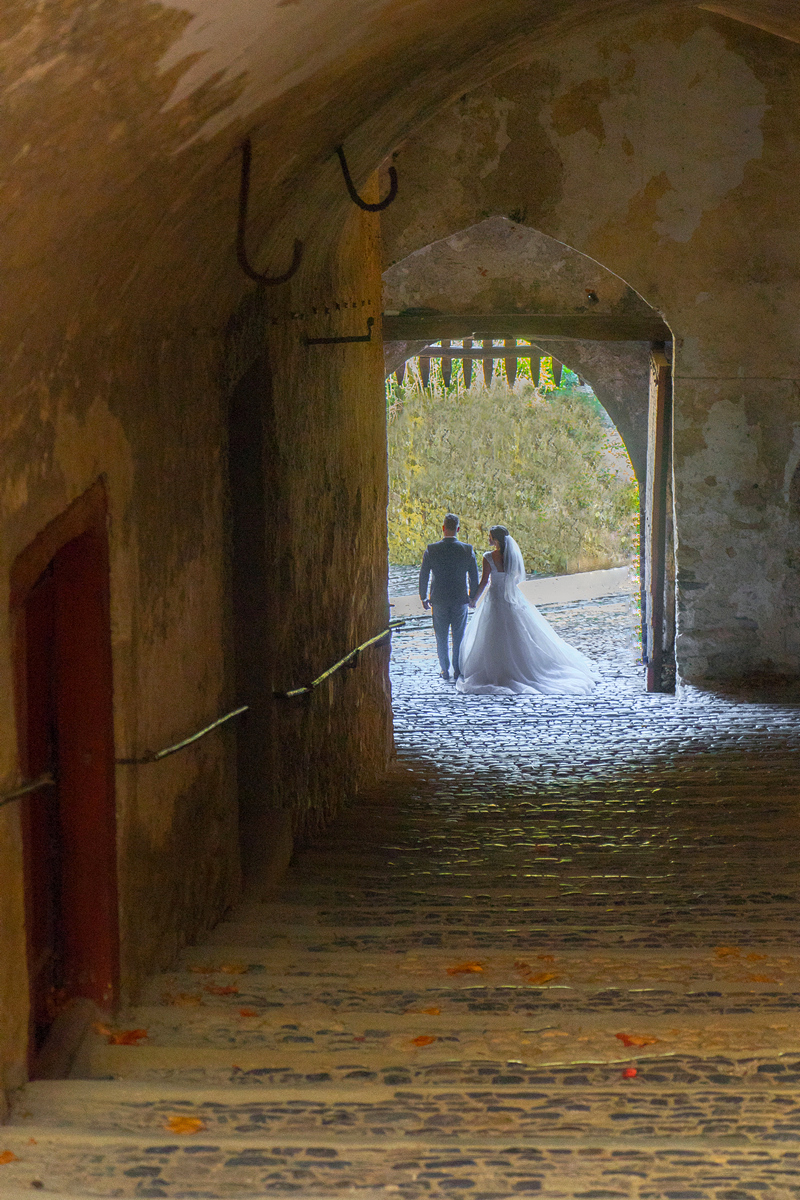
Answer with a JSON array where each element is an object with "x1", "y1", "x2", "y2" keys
[
  {"x1": 0, "y1": 327, "x2": 240, "y2": 1092},
  {"x1": 383, "y1": 11, "x2": 800, "y2": 685},
  {"x1": 1, "y1": 0, "x2": 396, "y2": 1088}
]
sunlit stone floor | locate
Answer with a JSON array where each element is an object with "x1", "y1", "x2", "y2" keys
[{"x1": 6, "y1": 592, "x2": 800, "y2": 1197}]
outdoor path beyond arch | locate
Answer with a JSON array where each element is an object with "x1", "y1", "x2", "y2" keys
[{"x1": 6, "y1": 589, "x2": 800, "y2": 1194}]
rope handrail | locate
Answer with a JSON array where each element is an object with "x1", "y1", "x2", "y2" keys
[
  {"x1": 116, "y1": 705, "x2": 249, "y2": 765},
  {"x1": 0, "y1": 772, "x2": 56, "y2": 810},
  {"x1": 3, "y1": 617, "x2": 426, "y2": 790},
  {"x1": 274, "y1": 620, "x2": 407, "y2": 699}
]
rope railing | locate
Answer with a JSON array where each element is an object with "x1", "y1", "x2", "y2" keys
[
  {"x1": 0, "y1": 772, "x2": 56, "y2": 811},
  {"x1": 274, "y1": 619, "x2": 408, "y2": 699},
  {"x1": 116, "y1": 705, "x2": 249, "y2": 765},
  {"x1": 2, "y1": 615, "x2": 426, "y2": 797}
]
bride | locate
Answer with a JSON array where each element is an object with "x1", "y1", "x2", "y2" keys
[{"x1": 456, "y1": 525, "x2": 598, "y2": 696}]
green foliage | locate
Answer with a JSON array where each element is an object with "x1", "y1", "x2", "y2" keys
[{"x1": 386, "y1": 360, "x2": 639, "y2": 573}]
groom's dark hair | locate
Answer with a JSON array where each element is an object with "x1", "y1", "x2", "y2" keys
[{"x1": 443, "y1": 513, "x2": 459, "y2": 533}]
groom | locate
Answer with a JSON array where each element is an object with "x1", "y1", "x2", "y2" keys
[{"x1": 418, "y1": 513, "x2": 479, "y2": 682}]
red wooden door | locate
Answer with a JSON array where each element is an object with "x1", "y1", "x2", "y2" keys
[
  {"x1": 19, "y1": 521, "x2": 119, "y2": 1059},
  {"x1": 21, "y1": 566, "x2": 63, "y2": 1051}
]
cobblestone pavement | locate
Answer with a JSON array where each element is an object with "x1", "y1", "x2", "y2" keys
[{"x1": 5, "y1": 593, "x2": 800, "y2": 1197}]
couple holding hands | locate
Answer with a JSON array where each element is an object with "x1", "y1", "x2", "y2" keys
[{"x1": 418, "y1": 513, "x2": 597, "y2": 696}]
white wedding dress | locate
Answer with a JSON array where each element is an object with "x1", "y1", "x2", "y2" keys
[{"x1": 456, "y1": 536, "x2": 598, "y2": 696}]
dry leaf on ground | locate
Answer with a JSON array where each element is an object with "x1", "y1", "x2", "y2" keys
[
  {"x1": 446, "y1": 962, "x2": 484, "y2": 975},
  {"x1": 616, "y1": 1033, "x2": 659, "y2": 1048},
  {"x1": 747, "y1": 974, "x2": 777, "y2": 983},
  {"x1": 239, "y1": 1007, "x2": 258, "y2": 1017},
  {"x1": 410, "y1": 1035, "x2": 438, "y2": 1046},
  {"x1": 714, "y1": 946, "x2": 740, "y2": 958},
  {"x1": 0, "y1": 1152, "x2": 19, "y2": 1165},
  {"x1": 218, "y1": 963, "x2": 249, "y2": 974},
  {"x1": 164, "y1": 1116, "x2": 206, "y2": 1135},
  {"x1": 93, "y1": 1023, "x2": 148, "y2": 1045}
]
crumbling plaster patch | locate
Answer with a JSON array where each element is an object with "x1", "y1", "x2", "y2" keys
[{"x1": 540, "y1": 24, "x2": 767, "y2": 247}]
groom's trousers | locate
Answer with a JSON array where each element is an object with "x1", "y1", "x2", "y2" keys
[{"x1": 432, "y1": 602, "x2": 469, "y2": 677}]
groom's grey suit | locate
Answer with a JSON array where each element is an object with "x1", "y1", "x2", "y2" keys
[{"x1": 418, "y1": 536, "x2": 479, "y2": 678}]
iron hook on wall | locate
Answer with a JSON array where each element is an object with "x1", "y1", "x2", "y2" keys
[
  {"x1": 304, "y1": 316, "x2": 375, "y2": 346},
  {"x1": 237, "y1": 138, "x2": 303, "y2": 284},
  {"x1": 335, "y1": 146, "x2": 398, "y2": 212}
]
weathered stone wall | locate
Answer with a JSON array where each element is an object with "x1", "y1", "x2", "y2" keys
[
  {"x1": 227, "y1": 198, "x2": 393, "y2": 885},
  {"x1": 382, "y1": 10, "x2": 800, "y2": 686},
  {"x1": 0, "y1": 325, "x2": 240, "y2": 1091}
]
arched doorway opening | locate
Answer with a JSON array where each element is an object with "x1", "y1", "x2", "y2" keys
[{"x1": 382, "y1": 218, "x2": 676, "y2": 691}]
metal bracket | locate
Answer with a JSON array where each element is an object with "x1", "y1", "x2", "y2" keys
[
  {"x1": 336, "y1": 145, "x2": 398, "y2": 212},
  {"x1": 237, "y1": 138, "x2": 303, "y2": 284},
  {"x1": 304, "y1": 316, "x2": 374, "y2": 346}
]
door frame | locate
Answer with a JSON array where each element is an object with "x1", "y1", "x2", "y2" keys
[
  {"x1": 644, "y1": 346, "x2": 676, "y2": 692},
  {"x1": 10, "y1": 479, "x2": 119, "y2": 1058}
]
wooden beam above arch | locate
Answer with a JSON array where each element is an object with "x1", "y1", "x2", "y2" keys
[{"x1": 382, "y1": 312, "x2": 672, "y2": 343}]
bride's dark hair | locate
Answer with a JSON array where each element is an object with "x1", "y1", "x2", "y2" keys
[{"x1": 489, "y1": 524, "x2": 510, "y2": 561}]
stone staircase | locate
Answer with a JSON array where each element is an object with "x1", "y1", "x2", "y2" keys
[
  {"x1": 5, "y1": 598, "x2": 800, "y2": 1197},
  {"x1": 5, "y1": 770, "x2": 800, "y2": 1198}
]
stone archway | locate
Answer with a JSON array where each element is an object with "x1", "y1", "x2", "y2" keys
[{"x1": 382, "y1": 216, "x2": 660, "y2": 484}]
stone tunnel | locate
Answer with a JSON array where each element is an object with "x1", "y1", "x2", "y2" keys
[{"x1": 4, "y1": 2, "x2": 800, "y2": 1193}]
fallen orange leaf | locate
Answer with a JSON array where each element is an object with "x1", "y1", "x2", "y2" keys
[
  {"x1": 0, "y1": 1152, "x2": 19, "y2": 1165},
  {"x1": 218, "y1": 963, "x2": 248, "y2": 975},
  {"x1": 746, "y1": 953, "x2": 768, "y2": 962},
  {"x1": 420, "y1": 1006, "x2": 441, "y2": 1015},
  {"x1": 410, "y1": 1035, "x2": 437, "y2": 1046},
  {"x1": 239, "y1": 1007, "x2": 258, "y2": 1017},
  {"x1": 94, "y1": 1023, "x2": 148, "y2": 1045},
  {"x1": 447, "y1": 962, "x2": 484, "y2": 975},
  {"x1": 164, "y1": 1115, "x2": 206, "y2": 1135},
  {"x1": 524, "y1": 972, "x2": 558, "y2": 985},
  {"x1": 111, "y1": 1028, "x2": 149, "y2": 1046},
  {"x1": 205, "y1": 985, "x2": 239, "y2": 996},
  {"x1": 747, "y1": 974, "x2": 777, "y2": 983},
  {"x1": 616, "y1": 1033, "x2": 659, "y2": 1048},
  {"x1": 714, "y1": 946, "x2": 740, "y2": 958},
  {"x1": 622, "y1": 1067, "x2": 638, "y2": 1078}
]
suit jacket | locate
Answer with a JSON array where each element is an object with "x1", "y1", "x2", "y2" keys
[{"x1": 418, "y1": 537, "x2": 479, "y2": 606}]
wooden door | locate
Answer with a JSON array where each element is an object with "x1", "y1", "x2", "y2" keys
[
  {"x1": 16, "y1": 508, "x2": 119, "y2": 1061},
  {"x1": 21, "y1": 566, "x2": 63, "y2": 1051}
]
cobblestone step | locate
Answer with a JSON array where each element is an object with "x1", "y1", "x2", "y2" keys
[
  {"x1": 16, "y1": 1067, "x2": 800, "y2": 1142},
  {"x1": 5, "y1": 1127, "x2": 800, "y2": 1198}
]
